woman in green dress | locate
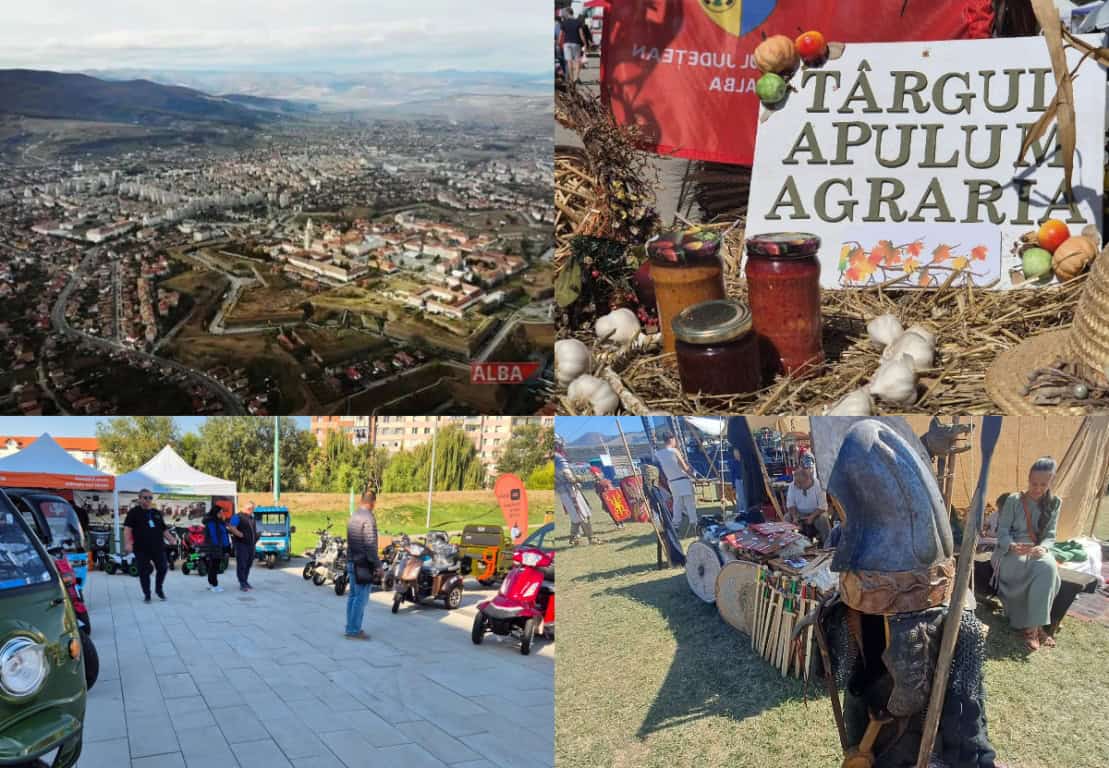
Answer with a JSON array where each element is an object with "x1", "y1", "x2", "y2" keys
[{"x1": 995, "y1": 457, "x2": 1062, "y2": 651}]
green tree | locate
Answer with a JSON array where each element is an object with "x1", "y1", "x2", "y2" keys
[
  {"x1": 526, "y1": 461, "x2": 554, "y2": 490},
  {"x1": 306, "y1": 430, "x2": 386, "y2": 493},
  {"x1": 96, "y1": 416, "x2": 180, "y2": 473},
  {"x1": 380, "y1": 425, "x2": 486, "y2": 493},
  {"x1": 192, "y1": 417, "x2": 314, "y2": 492},
  {"x1": 496, "y1": 424, "x2": 554, "y2": 479},
  {"x1": 177, "y1": 432, "x2": 202, "y2": 467}
]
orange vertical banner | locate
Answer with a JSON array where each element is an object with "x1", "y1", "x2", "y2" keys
[{"x1": 494, "y1": 473, "x2": 529, "y2": 545}]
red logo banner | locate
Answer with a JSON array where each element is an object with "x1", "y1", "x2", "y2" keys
[
  {"x1": 600, "y1": 0, "x2": 992, "y2": 165},
  {"x1": 471, "y1": 362, "x2": 540, "y2": 384}
]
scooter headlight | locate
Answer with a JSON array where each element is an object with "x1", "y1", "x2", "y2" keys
[
  {"x1": 0, "y1": 637, "x2": 48, "y2": 698},
  {"x1": 520, "y1": 551, "x2": 542, "y2": 567}
]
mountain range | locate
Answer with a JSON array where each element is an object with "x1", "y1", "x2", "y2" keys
[
  {"x1": 0, "y1": 69, "x2": 298, "y2": 126},
  {"x1": 0, "y1": 68, "x2": 552, "y2": 128},
  {"x1": 82, "y1": 68, "x2": 552, "y2": 110}
]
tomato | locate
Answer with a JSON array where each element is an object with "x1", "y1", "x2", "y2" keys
[
  {"x1": 1037, "y1": 219, "x2": 1070, "y2": 253},
  {"x1": 795, "y1": 30, "x2": 827, "y2": 63}
]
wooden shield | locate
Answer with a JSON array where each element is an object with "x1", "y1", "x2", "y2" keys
[
  {"x1": 715, "y1": 560, "x2": 760, "y2": 636},
  {"x1": 685, "y1": 540, "x2": 722, "y2": 603}
]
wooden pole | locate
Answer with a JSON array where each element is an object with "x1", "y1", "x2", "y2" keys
[
  {"x1": 719, "y1": 417, "x2": 727, "y2": 515},
  {"x1": 617, "y1": 418, "x2": 666, "y2": 569},
  {"x1": 916, "y1": 416, "x2": 1002, "y2": 768}
]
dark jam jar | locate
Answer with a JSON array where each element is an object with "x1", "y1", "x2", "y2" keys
[
  {"x1": 672, "y1": 299, "x2": 761, "y2": 396},
  {"x1": 648, "y1": 230, "x2": 727, "y2": 356},
  {"x1": 745, "y1": 233, "x2": 824, "y2": 379}
]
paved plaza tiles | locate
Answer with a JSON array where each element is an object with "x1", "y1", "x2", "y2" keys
[{"x1": 75, "y1": 560, "x2": 553, "y2": 768}]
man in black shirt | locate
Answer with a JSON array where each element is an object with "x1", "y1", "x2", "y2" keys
[{"x1": 123, "y1": 489, "x2": 174, "y2": 602}]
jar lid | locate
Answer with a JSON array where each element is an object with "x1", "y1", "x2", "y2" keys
[
  {"x1": 672, "y1": 299, "x2": 752, "y2": 345},
  {"x1": 746, "y1": 232, "x2": 821, "y2": 259}
]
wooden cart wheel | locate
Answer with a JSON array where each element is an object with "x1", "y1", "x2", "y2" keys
[
  {"x1": 715, "y1": 560, "x2": 760, "y2": 636},
  {"x1": 685, "y1": 541, "x2": 722, "y2": 603}
]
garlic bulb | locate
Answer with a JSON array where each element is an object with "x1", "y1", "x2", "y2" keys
[
  {"x1": 555, "y1": 338, "x2": 592, "y2": 386},
  {"x1": 882, "y1": 330, "x2": 934, "y2": 373},
  {"x1": 904, "y1": 324, "x2": 937, "y2": 347},
  {"x1": 595, "y1": 308, "x2": 641, "y2": 346},
  {"x1": 826, "y1": 388, "x2": 873, "y2": 416},
  {"x1": 567, "y1": 374, "x2": 620, "y2": 415},
  {"x1": 868, "y1": 355, "x2": 917, "y2": 404},
  {"x1": 867, "y1": 314, "x2": 903, "y2": 349}
]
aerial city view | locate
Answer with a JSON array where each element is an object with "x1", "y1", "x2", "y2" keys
[{"x1": 0, "y1": 3, "x2": 554, "y2": 416}]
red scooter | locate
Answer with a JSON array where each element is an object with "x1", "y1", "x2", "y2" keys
[
  {"x1": 471, "y1": 545, "x2": 555, "y2": 655},
  {"x1": 54, "y1": 555, "x2": 99, "y2": 689}
]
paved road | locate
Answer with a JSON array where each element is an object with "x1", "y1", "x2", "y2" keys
[
  {"x1": 76, "y1": 559, "x2": 553, "y2": 768},
  {"x1": 51, "y1": 252, "x2": 247, "y2": 414}
]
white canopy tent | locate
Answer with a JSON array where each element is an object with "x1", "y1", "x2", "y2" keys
[
  {"x1": 112, "y1": 445, "x2": 237, "y2": 553},
  {"x1": 0, "y1": 432, "x2": 114, "y2": 489}
]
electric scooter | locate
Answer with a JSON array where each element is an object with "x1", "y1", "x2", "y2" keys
[{"x1": 471, "y1": 544, "x2": 555, "y2": 655}]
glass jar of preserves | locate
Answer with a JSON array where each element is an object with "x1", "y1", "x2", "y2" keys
[
  {"x1": 672, "y1": 299, "x2": 761, "y2": 396},
  {"x1": 648, "y1": 229, "x2": 726, "y2": 356},
  {"x1": 744, "y1": 232, "x2": 824, "y2": 378}
]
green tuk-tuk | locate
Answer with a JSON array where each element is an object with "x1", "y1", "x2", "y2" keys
[
  {"x1": 254, "y1": 506, "x2": 295, "y2": 568},
  {"x1": 0, "y1": 490, "x2": 86, "y2": 768}
]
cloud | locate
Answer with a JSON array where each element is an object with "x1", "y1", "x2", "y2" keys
[{"x1": 0, "y1": 0, "x2": 550, "y2": 73}]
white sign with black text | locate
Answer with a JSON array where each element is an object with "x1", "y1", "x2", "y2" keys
[{"x1": 745, "y1": 35, "x2": 1106, "y2": 289}]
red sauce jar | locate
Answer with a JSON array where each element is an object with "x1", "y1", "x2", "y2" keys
[
  {"x1": 672, "y1": 300, "x2": 761, "y2": 396},
  {"x1": 745, "y1": 232, "x2": 824, "y2": 379}
]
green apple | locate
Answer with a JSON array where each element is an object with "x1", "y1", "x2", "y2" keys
[
  {"x1": 1021, "y1": 247, "x2": 1053, "y2": 282},
  {"x1": 756, "y1": 73, "x2": 787, "y2": 105}
]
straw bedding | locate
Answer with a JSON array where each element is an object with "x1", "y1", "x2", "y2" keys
[{"x1": 559, "y1": 227, "x2": 1090, "y2": 415}]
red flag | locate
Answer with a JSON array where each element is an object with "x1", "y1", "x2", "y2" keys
[
  {"x1": 600, "y1": 0, "x2": 993, "y2": 166},
  {"x1": 494, "y1": 474, "x2": 530, "y2": 545}
]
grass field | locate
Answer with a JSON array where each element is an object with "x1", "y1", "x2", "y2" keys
[
  {"x1": 238, "y1": 489, "x2": 555, "y2": 555},
  {"x1": 556, "y1": 497, "x2": 1109, "y2": 768}
]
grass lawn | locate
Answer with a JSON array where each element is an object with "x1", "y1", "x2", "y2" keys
[
  {"x1": 238, "y1": 489, "x2": 555, "y2": 556},
  {"x1": 556, "y1": 498, "x2": 1109, "y2": 768}
]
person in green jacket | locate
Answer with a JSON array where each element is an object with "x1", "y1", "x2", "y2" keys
[{"x1": 995, "y1": 457, "x2": 1062, "y2": 652}]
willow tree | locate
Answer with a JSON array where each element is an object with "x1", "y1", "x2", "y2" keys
[{"x1": 380, "y1": 425, "x2": 485, "y2": 492}]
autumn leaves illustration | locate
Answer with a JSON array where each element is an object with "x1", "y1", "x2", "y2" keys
[{"x1": 839, "y1": 239, "x2": 991, "y2": 287}]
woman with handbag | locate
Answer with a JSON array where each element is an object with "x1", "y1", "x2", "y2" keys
[
  {"x1": 202, "y1": 505, "x2": 231, "y2": 594},
  {"x1": 995, "y1": 457, "x2": 1063, "y2": 651}
]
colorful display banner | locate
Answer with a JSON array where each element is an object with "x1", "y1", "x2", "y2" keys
[
  {"x1": 745, "y1": 36, "x2": 1106, "y2": 289},
  {"x1": 494, "y1": 473, "x2": 530, "y2": 545},
  {"x1": 600, "y1": 0, "x2": 992, "y2": 165}
]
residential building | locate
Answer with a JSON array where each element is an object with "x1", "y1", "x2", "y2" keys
[{"x1": 310, "y1": 416, "x2": 553, "y2": 474}]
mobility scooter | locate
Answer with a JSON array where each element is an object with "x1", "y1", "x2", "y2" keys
[
  {"x1": 391, "y1": 531, "x2": 464, "y2": 612},
  {"x1": 472, "y1": 523, "x2": 555, "y2": 655},
  {"x1": 303, "y1": 518, "x2": 335, "y2": 580}
]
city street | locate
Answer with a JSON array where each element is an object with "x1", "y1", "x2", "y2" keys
[{"x1": 76, "y1": 559, "x2": 553, "y2": 768}]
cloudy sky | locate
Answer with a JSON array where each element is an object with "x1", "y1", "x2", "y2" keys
[{"x1": 0, "y1": 0, "x2": 550, "y2": 74}]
